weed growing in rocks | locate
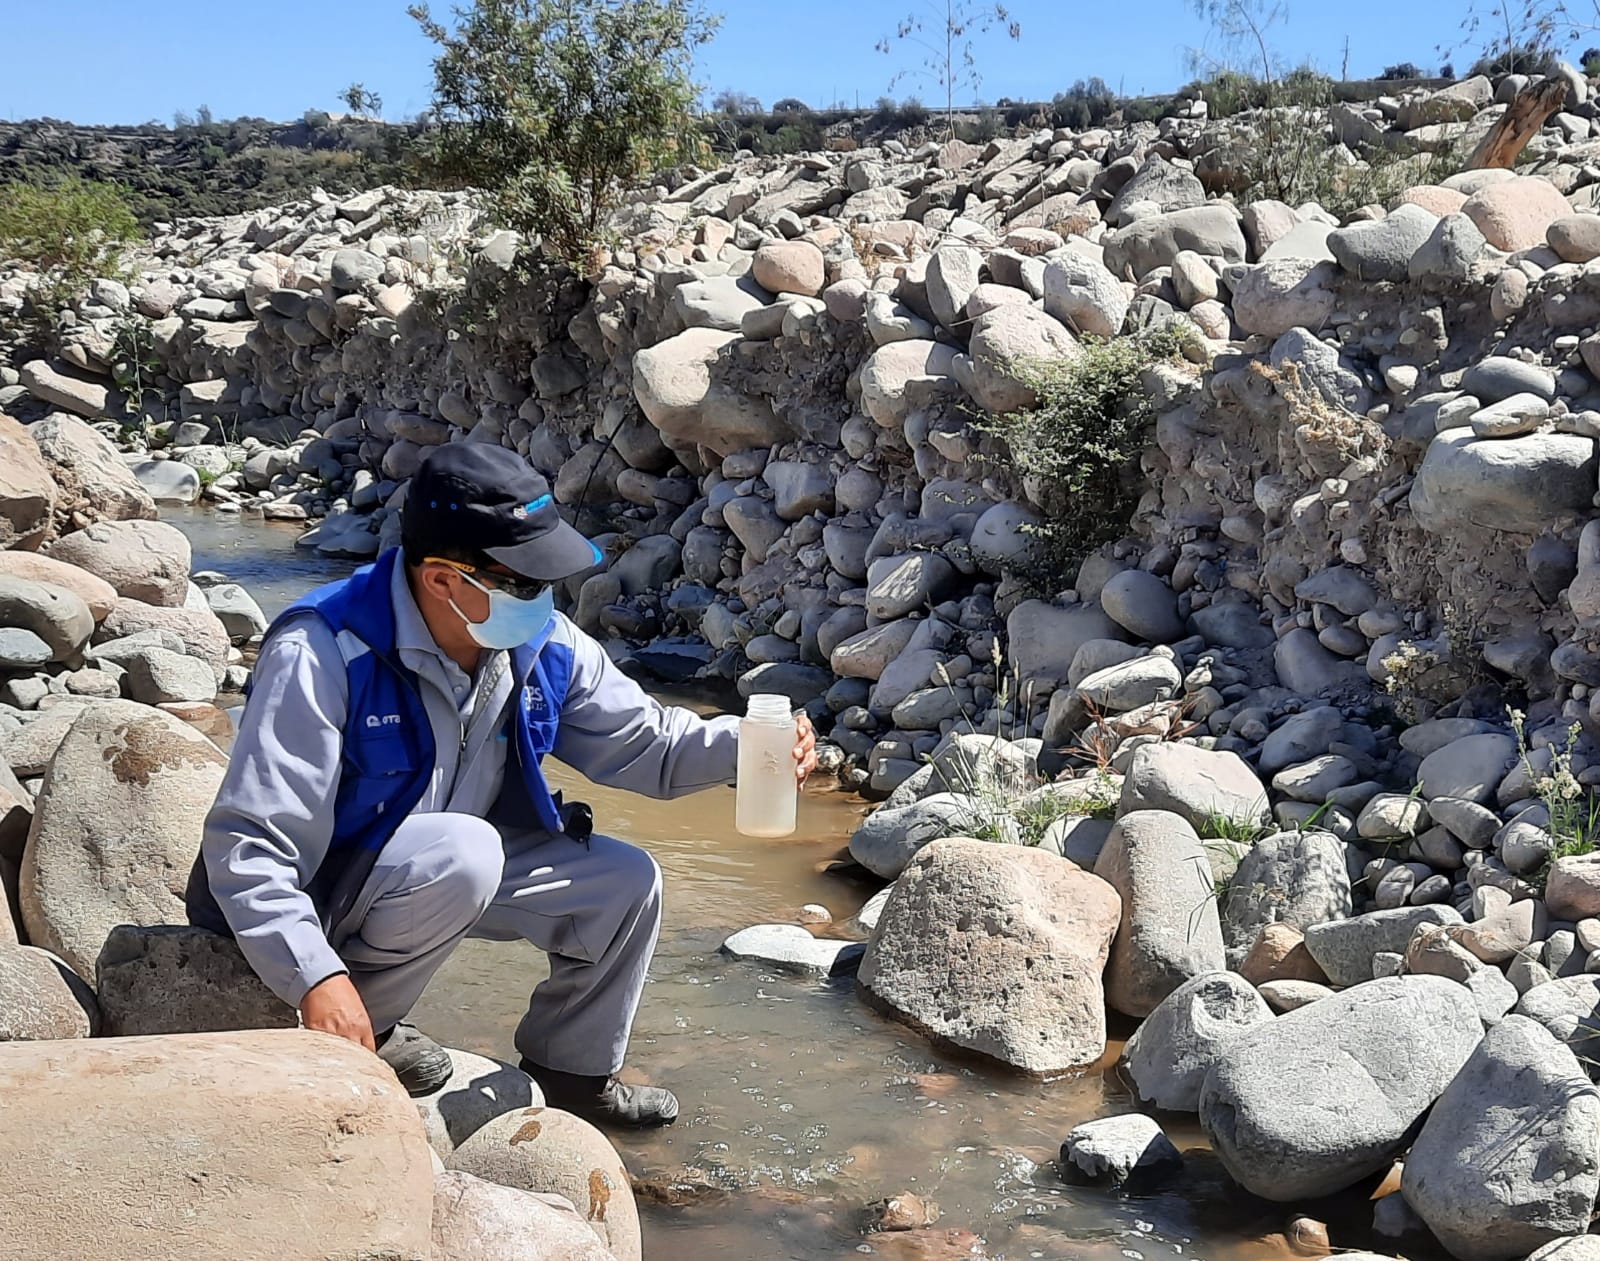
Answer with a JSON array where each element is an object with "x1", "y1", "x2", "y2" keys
[
  {"x1": 1510, "y1": 709, "x2": 1600, "y2": 867},
  {"x1": 986, "y1": 324, "x2": 1195, "y2": 587}
]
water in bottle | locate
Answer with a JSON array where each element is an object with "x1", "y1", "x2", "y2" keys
[{"x1": 736, "y1": 693, "x2": 798, "y2": 837}]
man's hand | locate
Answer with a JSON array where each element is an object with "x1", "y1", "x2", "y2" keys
[
  {"x1": 793, "y1": 712, "x2": 817, "y2": 782},
  {"x1": 301, "y1": 973, "x2": 376, "y2": 1052}
]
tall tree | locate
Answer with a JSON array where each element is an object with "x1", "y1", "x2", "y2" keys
[{"x1": 410, "y1": 0, "x2": 719, "y2": 266}]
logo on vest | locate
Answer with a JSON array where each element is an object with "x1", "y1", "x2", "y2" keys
[
  {"x1": 365, "y1": 713, "x2": 402, "y2": 728},
  {"x1": 522, "y1": 684, "x2": 547, "y2": 715}
]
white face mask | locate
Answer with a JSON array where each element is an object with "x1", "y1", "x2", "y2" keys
[{"x1": 449, "y1": 572, "x2": 555, "y2": 650}]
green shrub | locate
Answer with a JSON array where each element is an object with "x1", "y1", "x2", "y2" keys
[
  {"x1": 0, "y1": 175, "x2": 140, "y2": 346},
  {"x1": 983, "y1": 324, "x2": 1195, "y2": 587},
  {"x1": 0, "y1": 174, "x2": 139, "y2": 283}
]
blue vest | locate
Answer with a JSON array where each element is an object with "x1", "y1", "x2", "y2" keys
[{"x1": 197, "y1": 548, "x2": 579, "y2": 929}]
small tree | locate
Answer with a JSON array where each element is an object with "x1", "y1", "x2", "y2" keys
[
  {"x1": 341, "y1": 82, "x2": 384, "y2": 116},
  {"x1": 410, "y1": 0, "x2": 718, "y2": 266},
  {"x1": 196, "y1": 103, "x2": 214, "y2": 126},
  {"x1": 712, "y1": 88, "x2": 762, "y2": 115},
  {"x1": 0, "y1": 176, "x2": 140, "y2": 342},
  {"x1": 1378, "y1": 61, "x2": 1423, "y2": 79},
  {"x1": 1439, "y1": 61, "x2": 1456, "y2": 78},
  {"x1": 876, "y1": 1, "x2": 1021, "y2": 138}
]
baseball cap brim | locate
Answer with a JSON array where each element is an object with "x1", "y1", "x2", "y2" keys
[{"x1": 485, "y1": 519, "x2": 604, "y2": 582}]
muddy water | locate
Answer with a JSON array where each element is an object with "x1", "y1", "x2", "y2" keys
[{"x1": 175, "y1": 510, "x2": 1332, "y2": 1261}]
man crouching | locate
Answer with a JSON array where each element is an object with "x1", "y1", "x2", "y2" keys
[{"x1": 188, "y1": 444, "x2": 815, "y2": 1127}]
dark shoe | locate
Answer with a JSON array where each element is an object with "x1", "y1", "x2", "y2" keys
[
  {"x1": 520, "y1": 1060, "x2": 679, "y2": 1128},
  {"x1": 376, "y1": 1022, "x2": 454, "y2": 1097}
]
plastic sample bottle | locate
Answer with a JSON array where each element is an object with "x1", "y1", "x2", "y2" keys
[{"x1": 736, "y1": 693, "x2": 798, "y2": 837}]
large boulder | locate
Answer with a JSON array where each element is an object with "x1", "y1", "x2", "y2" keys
[
  {"x1": 1416, "y1": 732, "x2": 1518, "y2": 805},
  {"x1": 1102, "y1": 205, "x2": 1246, "y2": 280},
  {"x1": 631, "y1": 327, "x2": 788, "y2": 456},
  {"x1": 859, "y1": 837, "x2": 1121, "y2": 1072},
  {"x1": 449, "y1": 1107, "x2": 640, "y2": 1261},
  {"x1": 1121, "y1": 970, "x2": 1273, "y2": 1112},
  {"x1": 94, "y1": 924, "x2": 296, "y2": 1037},
  {"x1": 1100, "y1": 569, "x2": 1185, "y2": 642},
  {"x1": 1095, "y1": 811, "x2": 1225, "y2": 1017},
  {"x1": 1303, "y1": 905, "x2": 1464, "y2": 987},
  {"x1": 1514, "y1": 977, "x2": 1600, "y2": 1068},
  {"x1": 0, "y1": 1029, "x2": 434, "y2": 1260},
  {"x1": 1042, "y1": 251, "x2": 1130, "y2": 337},
  {"x1": 1229, "y1": 258, "x2": 1338, "y2": 337},
  {"x1": 19, "y1": 359, "x2": 113, "y2": 420},
  {"x1": 431, "y1": 1169, "x2": 615, "y2": 1261},
  {"x1": 859, "y1": 339, "x2": 960, "y2": 429},
  {"x1": 1006, "y1": 599, "x2": 1126, "y2": 689},
  {"x1": 96, "y1": 597, "x2": 231, "y2": 671},
  {"x1": 955, "y1": 305, "x2": 1078, "y2": 413},
  {"x1": 0, "y1": 943, "x2": 99, "y2": 1040},
  {"x1": 28, "y1": 412, "x2": 157, "y2": 523},
  {"x1": 1118, "y1": 742, "x2": 1269, "y2": 832},
  {"x1": 0, "y1": 575, "x2": 93, "y2": 663},
  {"x1": 1410, "y1": 431, "x2": 1598, "y2": 535},
  {"x1": 21, "y1": 701, "x2": 228, "y2": 978},
  {"x1": 1221, "y1": 830, "x2": 1352, "y2": 967},
  {"x1": 1463, "y1": 176, "x2": 1576, "y2": 252},
  {"x1": 0, "y1": 550, "x2": 118, "y2": 620},
  {"x1": 0, "y1": 415, "x2": 56, "y2": 550},
  {"x1": 45, "y1": 519, "x2": 193, "y2": 608},
  {"x1": 752, "y1": 240, "x2": 826, "y2": 297},
  {"x1": 1197, "y1": 976, "x2": 1485, "y2": 1201},
  {"x1": 1403, "y1": 1016, "x2": 1600, "y2": 1261}
]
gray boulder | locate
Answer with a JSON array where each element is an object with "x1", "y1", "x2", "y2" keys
[
  {"x1": 1327, "y1": 204, "x2": 1439, "y2": 281},
  {"x1": 1118, "y1": 742, "x2": 1268, "y2": 832},
  {"x1": 1095, "y1": 811, "x2": 1225, "y2": 1017},
  {"x1": 859, "y1": 838, "x2": 1122, "y2": 1073},
  {"x1": 1514, "y1": 977, "x2": 1600, "y2": 1071},
  {"x1": 1221, "y1": 830, "x2": 1352, "y2": 967},
  {"x1": 0, "y1": 577, "x2": 93, "y2": 663},
  {"x1": 94, "y1": 925, "x2": 297, "y2": 1037},
  {"x1": 1102, "y1": 205, "x2": 1246, "y2": 279},
  {"x1": 1198, "y1": 976, "x2": 1485, "y2": 1201},
  {"x1": 1303, "y1": 905, "x2": 1465, "y2": 987},
  {"x1": 848, "y1": 794, "x2": 976, "y2": 879},
  {"x1": 1403, "y1": 1016, "x2": 1600, "y2": 1261},
  {"x1": 1099, "y1": 569, "x2": 1184, "y2": 642},
  {"x1": 1121, "y1": 970, "x2": 1273, "y2": 1112},
  {"x1": 1411, "y1": 431, "x2": 1598, "y2": 536}
]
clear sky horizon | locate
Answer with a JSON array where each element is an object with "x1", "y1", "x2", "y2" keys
[{"x1": 0, "y1": 0, "x2": 1582, "y2": 127}]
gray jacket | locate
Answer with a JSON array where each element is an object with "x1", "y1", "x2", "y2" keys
[{"x1": 197, "y1": 556, "x2": 739, "y2": 1008}]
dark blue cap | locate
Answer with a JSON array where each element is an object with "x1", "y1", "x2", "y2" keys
[{"x1": 402, "y1": 445, "x2": 602, "y2": 581}]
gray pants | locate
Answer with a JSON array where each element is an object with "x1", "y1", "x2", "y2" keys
[{"x1": 330, "y1": 812, "x2": 664, "y2": 1076}]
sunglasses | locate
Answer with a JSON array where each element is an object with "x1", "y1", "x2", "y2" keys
[{"x1": 425, "y1": 557, "x2": 550, "y2": 603}]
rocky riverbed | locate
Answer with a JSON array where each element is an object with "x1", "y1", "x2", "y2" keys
[{"x1": 10, "y1": 59, "x2": 1600, "y2": 1261}]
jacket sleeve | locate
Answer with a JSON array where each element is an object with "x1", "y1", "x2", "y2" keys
[
  {"x1": 200, "y1": 614, "x2": 350, "y2": 1007},
  {"x1": 552, "y1": 618, "x2": 740, "y2": 798}
]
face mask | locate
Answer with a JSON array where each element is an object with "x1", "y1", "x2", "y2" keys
[{"x1": 449, "y1": 576, "x2": 555, "y2": 650}]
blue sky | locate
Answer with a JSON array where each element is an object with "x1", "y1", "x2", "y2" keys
[{"x1": 0, "y1": 0, "x2": 1570, "y2": 126}]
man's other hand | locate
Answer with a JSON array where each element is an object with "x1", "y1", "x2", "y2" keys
[
  {"x1": 301, "y1": 973, "x2": 376, "y2": 1052},
  {"x1": 794, "y1": 713, "x2": 817, "y2": 782}
]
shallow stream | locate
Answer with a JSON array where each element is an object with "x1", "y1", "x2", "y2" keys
[{"x1": 175, "y1": 508, "x2": 1351, "y2": 1261}]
